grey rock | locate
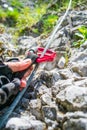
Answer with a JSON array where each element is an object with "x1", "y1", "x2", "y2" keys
[
  {"x1": 59, "y1": 68, "x2": 73, "y2": 79},
  {"x1": 17, "y1": 36, "x2": 38, "y2": 55},
  {"x1": 57, "y1": 112, "x2": 64, "y2": 123},
  {"x1": 21, "y1": 98, "x2": 30, "y2": 110},
  {"x1": 56, "y1": 50, "x2": 66, "y2": 62},
  {"x1": 0, "y1": 0, "x2": 7, "y2": 3},
  {"x1": 36, "y1": 85, "x2": 51, "y2": 97},
  {"x1": 24, "y1": 1, "x2": 35, "y2": 9},
  {"x1": 74, "y1": 78, "x2": 87, "y2": 87},
  {"x1": 63, "y1": 118, "x2": 87, "y2": 130},
  {"x1": 10, "y1": 112, "x2": 20, "y2": 118},
  {"x1": 48, "y1": 126, "x2": 54, "y2": 130},
  {"x1": 61, "y1": 36, "x2": 70, "y2": 46},
  {"x1": 70, "y1": 51, "x2": 87, "y2": 63},
  {"x1": 71, "y1": 10, "x2": 87, "y2": 26},
  {"x1": 51, "y1": 70, "x2": 62, "y2": 84},
  {"x1": 57, "y1": 56, "x2": 66, "y2": 69},
  {"x1": 30, "y1": 120, "x2": 46, "y2": 130},
  {"x1": 56, "y1": 85, "x2": 87, "y2": 111},
  {"x1": 21, "y1": 115, "x2": 36, "y2": 121},
  {"x1": 44, "y1": 60, "x2": 56, "y2": 71},
  {"x1": 29, "y1": 99, "x2": 41, "y2": 109},
  {"x1": 55, "y1": 46, "x2": 68, "y2": 52},
  {"x1": 45, "y1": 119, "x2": 59, "y2": 130},
  {"x1": 39, "y1": 71, "x2": 54, "y2": 88},
  {"x1": 29, "y1": 99, "x2": 43, "y2": 120},
  {"x1": 68, "y1": 49, "x2": 87, "y2": 76},
  {"x1": 48, "y1": 126, "x2": 61, "y2": 130},
  {"x1": 6, "y1": 117, "x2": 46, "y2": 130},
  {"x1": 41, "y1": 93, "x2": 52, "y2": 106},
  {"x1": 42, "y1": 105, "x2": 57, "y2": 121},
  {"x1": 81, "y1": 40, "x2": 87, "y2": 49},
  {"x1": 6, "y1": 117, "x2": 32, "y2": 130},
  {"x1": 52, "y1": 79, "x2": 74, "y2": 97},
  {"x1": 50, "y1": 37, "x2": 62, "y2": 48},
  {"x1": 71, "y1": 62, "x2": 87, "y2": 76},
  {"x1": 64, "y1": 111, "x2": 87, "y2": 120},
  {"x1": 61, "y1": 111, "x2": 87, "y2": 129}
]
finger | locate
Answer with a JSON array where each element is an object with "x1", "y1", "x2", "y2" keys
[
  {"x1": 20, "y1": 78, "x2": 27, "y2": 90},
  {"x1": 29, "y1": 65, "x2": 33, "y2": 71},
  {"x1": 23, "y1": 65, "x2": 34, "y2": 78},
  {"x1": 23, "y1": 67, "x2": 33, "y2": 78},
  {"x1": 5, "y1": 59, "x2": 32, "y2": 72}
]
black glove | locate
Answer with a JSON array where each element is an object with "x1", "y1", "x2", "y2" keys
[
  {"x1": 0, "y1": 60, "x2": 13, "y2": 82},
  {"x1": 0, "y1": 49, "x2": 38, "y2": 105},
  {"x1": 0, "y1": 78, "x2": 20, "y2": 105},
  {"x1": 0, "y1": 49, "x2": 38, "y2": 81},
  {"x1": 0, "y1": 60, "x2": 21, "y2": 105},
  {"x1": 14, "y1": 49, "x2": 38, "y2": 79}
]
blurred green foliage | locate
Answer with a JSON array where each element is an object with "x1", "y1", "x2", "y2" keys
[
  {"x1": 0, "y1": 0, "x2": 87, "y2": 37},
  {"x1": 41, "y1": 14, "x2": 58, "y2": 34}
]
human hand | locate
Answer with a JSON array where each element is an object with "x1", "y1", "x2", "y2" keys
[{"x1": 5, "y1": 59, "x2": 33, "y2": 89}]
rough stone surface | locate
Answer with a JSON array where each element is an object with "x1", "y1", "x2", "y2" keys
[
  {"x1": 57, "y1": 56, "x2": 66, "y2": 69},
  {"x1": 56, "y1": 85, "x2": 87, "y2": 111},
  {"x1": 6, "y1": 117, "x2": 46, "y2": 130},
  {"x1": 42, "y1": 105, "x2": 57, "y2": 121},
  {"x1": 62, "y1": 111, "x2": 87, "y2": 130}
]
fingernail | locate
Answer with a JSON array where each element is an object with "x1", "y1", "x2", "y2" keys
[{"x1": 20, "y1": 79, "x2": 26, "y2": 88}]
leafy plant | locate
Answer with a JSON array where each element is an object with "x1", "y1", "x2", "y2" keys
[
  {"x1": 16, "y1": 5, "x2": 46, "y2": 35},
  {"x1": 6, "y1": 9, "x2": 19, "y2": 26},
  {"x1": 73, "y1": 26, "x2": 87, "y2": 47},
  {"x1": 41, "y1": 14, "x2": 58, "y2": 34},
  {"x1": 7, "y1": 0, "x2": 24, "y2": 10},
  {"x1": 0, "y1": 7, "x2": 7, "y2": 22},
  {"x1": 78, "y1": 26, "x2": 87, "y2": 39}
]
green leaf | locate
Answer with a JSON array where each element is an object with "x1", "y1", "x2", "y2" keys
[
  {"x1": 78, "y1": 26, "x2": 87, "y2": 39},
  {"x1": 75, "y1": 32, "x2": 84, "y2": 39}
]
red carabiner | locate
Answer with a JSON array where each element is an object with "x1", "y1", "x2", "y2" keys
[{"x1": 36, "y1": 47, "x2": 56, "y2": 63}]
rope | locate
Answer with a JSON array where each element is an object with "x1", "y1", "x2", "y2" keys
[{"x1": 41, "y1": 0, "x2": 72, "y2": 57}]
